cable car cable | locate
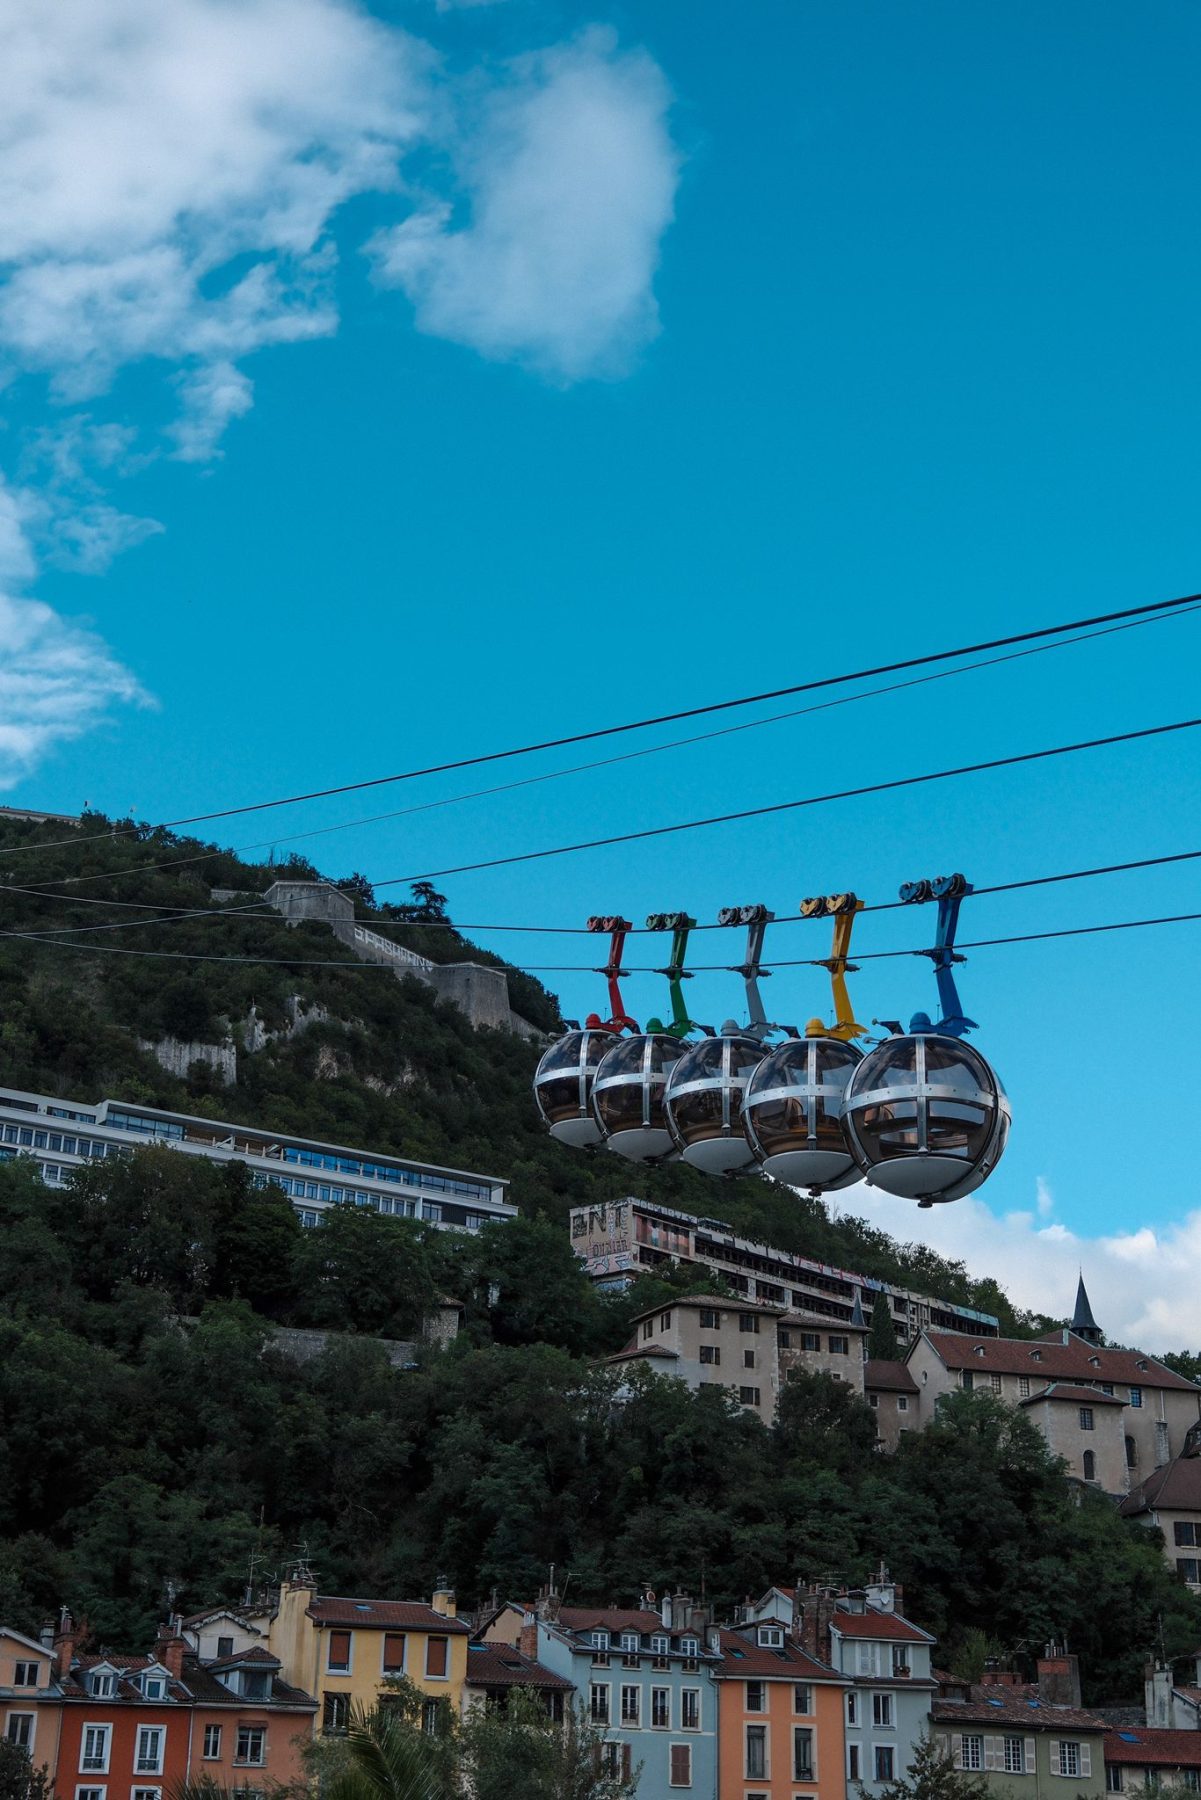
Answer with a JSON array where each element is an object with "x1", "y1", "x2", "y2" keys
[
  {"x1": 3, "y1": 587, "x2": 1200, "y2": 859},
  {"x1": 372, "y1": 717, "x2": 1201, "y2": 885},
  {"x1": 14, "y1": 599, "x2": 1197, "y2": 892},
  {"x1": 4, "y1": 905, "x2": 1200, "y2": 966},
  {"x1": 5, "y1": 846, "x2": 1200, "y2": 942}
]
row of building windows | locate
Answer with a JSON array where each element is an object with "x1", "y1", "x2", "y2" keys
[
  {"x1": 590, "y1": 1683, "x2": 701, "y2": 1730},
  {"x1": 324, "y1": 1631, "x2": 449, "y2": 1679},
  {"x1": 745, "y1": 1723, "x2": 814, "y2": 1780}
]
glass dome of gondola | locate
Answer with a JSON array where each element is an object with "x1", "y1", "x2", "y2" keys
[
  {"x1": 533, "y1": 1028, "x2": 621, "y2": 1148},
  {"x1": 841, "y1": 1029, "x2": 1010, "y2": 1204},
  {"x1": 664, "y1": 1029, "x2": 768, "y2": 1175},
  {"x1": 741, "y1": 1033, "x2": 864, "y2": 1191},
  {"x1": 591, "y1": 1031, "x2": 691, "y2": 1162}
]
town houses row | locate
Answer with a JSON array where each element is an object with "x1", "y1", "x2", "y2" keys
[{"x1": 4, "y1": 1570, "x2": 1201, "y2": 1800}]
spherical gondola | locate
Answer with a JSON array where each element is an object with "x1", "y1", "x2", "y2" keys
[
  {"x1": 840, "y1": 1024, "x2": 1010, "y2": 1205},
  {"x1": 663, "y1": 1028, "x2": 768, "y2": 1175},
  {"x1": 533, "y1": 1029, "x2": 621, "y2": 1148},
  {"x1": 741, "y1": 1030, "x2": 864, "y2": 1192},
  {"x1": 591, "y1": 1032, "x2": 690, "y2": 1162}
]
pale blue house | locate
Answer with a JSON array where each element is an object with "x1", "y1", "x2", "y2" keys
[{"x1": 494, "y1": 1593, "x2": 720, "y2": 1798}]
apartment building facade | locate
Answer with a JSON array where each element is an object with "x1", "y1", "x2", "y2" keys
[
  {"x1": 0, "y1": 1085, "x2": 513, "y2": 1235},
  {"x1": 608, "y1": 1294, "x2": 868, "y2": 1424},
  {"x1": 930, "y1": 1696, "x2": 1106, "y2": 1799},
  {"x1": 906, "y1": 1325, "x2": 1201, "y2": 1494},
  {"x1": 1121, "y1": 1447, "x2": 1201, "y2": 1592},
  {"x1": 570, "y1": 1198, "x2": 998, "y2": 1343},
  {"x1": 246, "y1": 1577, "x2": 470, "y2": 1732},
  {"x1": 711, "y1": 1621, "x2": 847, "y2": 1800}
]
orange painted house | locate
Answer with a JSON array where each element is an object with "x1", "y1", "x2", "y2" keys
[
  {"x1": 713, "y1": 1620, "x2": 848, "y2": 1800},
  {"x1": 33, "y1": 1615, "x2": 316, "y2": 1800}
]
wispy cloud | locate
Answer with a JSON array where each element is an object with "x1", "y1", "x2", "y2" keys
[
  {"x1": 370, "y1": 29, "x2": 680, "y2": 381},
  {"x1": 0, "y1": 2, "x2": 681, "y2": 781},
  {"x1": 0, "y1": 481, "x2": 148, "y2": 790},
  {"x1": 841, "y1": 1180, "x2": 1201, "y2": 1354}
]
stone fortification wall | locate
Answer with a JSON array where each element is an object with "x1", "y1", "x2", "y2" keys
[{"x1": 263, "y1": 880, "x2": 541, "y2": 1038}]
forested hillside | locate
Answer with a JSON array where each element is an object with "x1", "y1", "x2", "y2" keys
[
  {"x1": 1, "y1": 810, "x2": 1198, "y2": 1704},
  {"x1": 0, "y1": 812, "x2": 1038, "y2": 1329}
]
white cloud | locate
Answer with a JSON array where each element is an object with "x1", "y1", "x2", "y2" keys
[
  {"x1": 0, "y1": 481, "x2": 148, "y2": 788},
  {"x1": 840, "y1": 1181, "x2": 1201, "y2": 1354},
  {"x1": 0, "y1": 3, "x2": 681, "y2": 780},
  {"x1": 370, "y1": 28, "x2": 680, "y2": 381}
]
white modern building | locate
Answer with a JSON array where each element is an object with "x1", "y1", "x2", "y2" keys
[{"x1": 0, "y1": 1086, "x2": 514, "y2": 1233}]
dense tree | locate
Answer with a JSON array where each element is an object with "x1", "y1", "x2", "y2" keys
[
  {"x1": 0, "y1": 1742, "x2": 52, "y2": 1800},
  {"x1": 868, "y1": 1291, "x2": 902, "y2": 1360},
  {"x1": 871, "y1": 1733, "x2": 990, "y2": 1800},
  {"x1": 459, "y1": 1690, "x2": 639, "y2": 1800}
]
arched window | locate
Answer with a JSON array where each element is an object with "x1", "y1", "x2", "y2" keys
[
  {"x1": 1125, "y1": 1435, "x2": 1138, "y2": 1468},
  {"x1": 1082, "y1": 1450, "x2": 1096, "y2": 1483}
]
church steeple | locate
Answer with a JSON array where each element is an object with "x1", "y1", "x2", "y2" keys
[{"x1": 1071, "y1": 1272, "x2": 1103, "y2": 1347}]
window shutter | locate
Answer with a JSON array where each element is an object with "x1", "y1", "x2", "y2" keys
[
  {"x1": 1081, "y1": 1746, "x2": 1092, "y2": 1778},
  {"x1": 426, "y1": 1636, "x2": 448, "y2": 1677},
  {"x1": 985, "y1": 1738, "x2": 1000, "y2": 1771},
  {"x1": 1051, "y1": 1741, "x2": 1062, "y2": 1775},
  {"x1": 671, "y1": 1742, "x2": 691, "y2": 1785},
  {"x1": 953, "y1": 1739, "x2": 964, "y2": 1771},
  {"x1": 1025, "y1": 1740, "x2": 1036, "y2": 1775},
  {"x1": 621, "y1": 1744, "x2": 632, "y2": 1780}
]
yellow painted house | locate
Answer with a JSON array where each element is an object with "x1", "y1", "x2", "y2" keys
[{"x1": 259, "y1": 1577, "x2": 469, "y2": 1732}]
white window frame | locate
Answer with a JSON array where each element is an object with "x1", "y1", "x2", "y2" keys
[
  {"x1": 681, "y1": 1687, "x2": 701, "y2": 1731},
  {"x1": 326, "y1": 1631, "x2": 353, "y2": 1674},
  {"x1": 875, "y1": 1746, "x2": 895, "y2": 1782},
  {"x1": 5, "y1": 1714, "x2": 33, "y2": 1751},
  {"x1": 846, "y1": 1692, "x2": 858, "y2": 1726},
  {"x1": 1004, "y1": 1736, "x2": 1026, "y2": 1774},
  {"x1": 794, "y1": 1682, "x2": 812, "y2": 1714},
  {"x1": 1060, "y1": 1741, "x2": 1082, "y2": 1779},
  {"x1": 651, "y1": 1686, "x2": 671, "y2": 1729},
  {"x1": 135, "y1": 1726, "x2": 165, "y2": 1775},
  {"x1": 757, "y1": 1625, "x2": 783, "y2": 1649},
  {"x1": 12, "y1": 1663, "x2": 39, "y2": 1689},
  {"x1": 620, "y1": 1685, "x2": 641, "y2": 1726},
  {"x1": 81, "y1": 1725, "x2": 112, "y2": 1775},
  {"x1": 1106, "y1": 1767, "x2": 1124, "y2": 1793},
  {"x1": 132, "y1": 1787, "x2": 162, "y2": 1800},
  {"x1": 202, "y1": 1725, "x2": 222, "y2": 1760},
  {"x1": 873, "y1": 1692, "x2": 894, "y2": 1728},
  {"x1": 589, "y1": 1682, "x2": 610, "y2": 1726},
  {"x1": 75, "y1": 1788, "x2": 105, "y2": 1800},
  {"x1": 235, "y1": 1726, "x2": 266, "y2": 1767},
  {"x1": 91, "y1": 1674, "x2": 115, "y2": 1700},
  {"x1": 961, "y1": 1735, "x2": 984, "y2": 1772}
]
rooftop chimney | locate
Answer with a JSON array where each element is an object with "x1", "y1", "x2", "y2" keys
[
  {"x1": 154, "y1": 1628, "x2": 187, "y2": 1681},
  {"x1": 38, "y1": 1619, "x2": 54, "y2": 1651},
  {"x1": 796, "y1": 1584, "x2": 840, "y2": 1664},
  {"x1": 1037, "y1": 1646, "x2": 1082, "y2": 1709},
  {"x1": 431, "y1": 1580, "x2": 457, "y2": 1620},
  {"x1": 1145, "y1": 1661, "x2": 1175, "y2": 1729},
  {"x1": 53, "y1": 1609, "x2": 85, "y2": 1677}
]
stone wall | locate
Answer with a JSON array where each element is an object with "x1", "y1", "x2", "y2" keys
[
  {"x1": 138, "y1": 1035, "x2": 237, "y2": 1084},
  {"x1": 262, "y1": 880, "x2": 543, "y2": 1038}
]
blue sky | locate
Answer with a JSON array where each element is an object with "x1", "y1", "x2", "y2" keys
[{"x1": 2, "y1": 0, "x2": 1200, "y2": 1343}]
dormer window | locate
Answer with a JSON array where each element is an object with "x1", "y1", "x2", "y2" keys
[
  {"x1": 590, "y1": 1631, "x2": 609, "y2": 1650},
  {"x1": 973, "y1": 1346, "x2": 986, "y2": 1357},
  {"x1": 142, "y1": 1676, "x2": 165, "y2": 1700},
  {"x1": 91, "y1": 1671, "x2": 115, "y2": 1699},
  {"x1": 241, "y1": 1671, "x2": 270, "y2": 1701},
  {"x1": 1030, "y1": 1350, "x2": 1042, "y2": 1361},
  {"x1": 758, "y1": 1625, "x2": 784, "y2": 1648},
  {"x1": 681, "y1": 1636, "x2": 698, "y2": 1656},
  {"x1": 1088, "y1": 1356, "x2": 1100, "y2": 1367},
  {"x1": 650, "y1": 1634, "x2": 670, "y2": 1668}
]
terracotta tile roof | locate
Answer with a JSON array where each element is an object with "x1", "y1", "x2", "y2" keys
[
  {"x1": 1020, "y1": 1383, "x2": 1125, "y2": 1407},
  {"x1": 206, "y1": 1647, "x2": 280, "y2": 1668},
  {"x1": 866, "y1": 1360, "x2": 919, "y2": 1394},
  {"x1": 923, "y1": 1331, "x2": 1201, "y2": 1393},
  {"x1": 781, "y1": 1310, "x2": 867, "y2": 1333},
  {"x1": 1120, "y1": 1455, "x2": 1201, "y2": 1516},
  {"x1": 605, "y1": 1344, "x2": 681, "y2": 1364},
  {"x1": 713, "y1": 1626, "x2": 843, "y2": 1681},
  {"x1": 556, "y1": 1607, "x2": 673, "y2": 1635},
  {"x1": 466, "y1": 1644, "x2": 573, "y2": 1692},
  {"x1": 627, "y1": 1294, "x2": 785, "y2": 1325},
  {"x1": 932, "y1": 1697, "x2": 1105, "y2": 1730},
  {"x1": 831, "y1": 1610, "x2": 934, "y2": 1645},
  {"x1": 1104, "y1": 1728, "x2": 1201, "y2": 1766},
  {"x1": 308, "y1": 1597, "x2": 470, "y2": 1634}
]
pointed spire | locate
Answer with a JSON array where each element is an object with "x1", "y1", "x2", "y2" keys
[
  {"x1": 1071, "y1": 1271, "x2": 1102, "y2": 1346},
  {"x1": 851, "y1": 1292, "x2": 866, "y2": 1330}
]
